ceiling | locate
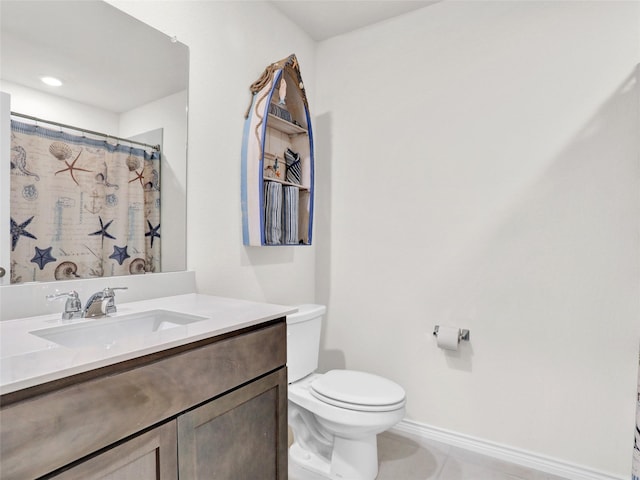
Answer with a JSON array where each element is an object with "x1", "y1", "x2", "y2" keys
[
  {"x1": 271, "y1": 0, "x2": 438, "y2": 41},
  {"x1": 0, "y1": 1, "x2": 188, "y2": 113},
  {"x1": 0, "y1": 1, "x2": 435, "y2": 114}
]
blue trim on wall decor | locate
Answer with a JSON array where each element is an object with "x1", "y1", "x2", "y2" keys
[
  {"x1": 305, "y1": 103, "x2": 314, "y2": 245},
  {"x1": 240, "y1": 95, "x2": 256, "y2": 245}
]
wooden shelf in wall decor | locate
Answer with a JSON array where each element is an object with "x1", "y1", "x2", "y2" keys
[
  {"x1": 241, "y1": 54, "x2": 314, "y2": 246},
  {"x1": 266, "y1": 114, "x2": 308, "y2": 136}
]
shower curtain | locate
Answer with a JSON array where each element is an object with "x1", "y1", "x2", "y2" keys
[{"x1": 9, "y1": 120, "x2": 161, "y2": 283}]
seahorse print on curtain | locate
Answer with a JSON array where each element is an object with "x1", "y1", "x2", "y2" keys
[{"x1": 9, "y1": 120, "x2": 161, "y2": 283}]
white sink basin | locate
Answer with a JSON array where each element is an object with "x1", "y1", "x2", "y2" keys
[{"x1": 30, "y1": 310, "x2": 208, "y2": 348}]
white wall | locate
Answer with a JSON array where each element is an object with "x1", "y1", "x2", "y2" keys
[
  {"x1": 108, "y1": 1, "x2": 317, "y2": 305},
  {"x1": 1, "y1": 80, "x2": 119, "y2": 133},
  {"x1": 315, "y1": 1, "x2": 639, "y2": 477},
  {"x1": 109, "y1": 0, "x2": 639, "y2": 476}
]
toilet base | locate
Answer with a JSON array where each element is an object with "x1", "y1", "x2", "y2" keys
[
  {"x1": 332, "y1": 436, "x2": 378, "y2": 479},
  {"x1": 289, "y1": 436, "x2": 379, "y2": 480},
  {"x1": 290, "y1": 442, "x2": 333, "y2": 479}
]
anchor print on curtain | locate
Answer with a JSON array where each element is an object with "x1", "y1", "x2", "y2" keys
[{"x1": 9, "y1": 120, "x2": 161, "y2": 283}]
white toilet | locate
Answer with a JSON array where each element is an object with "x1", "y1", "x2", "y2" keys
[{"x1": 287, "y1": 304, "x2": 406, "y2": 480}]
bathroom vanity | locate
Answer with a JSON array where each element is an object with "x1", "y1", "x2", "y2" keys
[{"x1": 0, "y1": 294, "x2": 294, "y2": 479}]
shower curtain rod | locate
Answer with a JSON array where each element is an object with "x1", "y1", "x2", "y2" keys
[{"x1": 10, "y1": 111, "x2": 161, "y2": 152}]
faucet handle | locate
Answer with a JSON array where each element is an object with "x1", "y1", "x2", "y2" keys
[
  {"x1": 103, "y1": 286, "x2": 128, "y2": 296},
  {"x1": 102, "y1": 286, "x2": 128, "y2": 313},
  {"x1": 47, "y1": 290, "x2": 82, "y2": 320}
]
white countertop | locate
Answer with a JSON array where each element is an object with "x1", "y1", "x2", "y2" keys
[{"x1": 0, "y1": 293, "x2": 295, "y2": 395}]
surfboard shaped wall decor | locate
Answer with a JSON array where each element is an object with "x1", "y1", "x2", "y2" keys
[{"x1": 241, "y1": 54, "x2": 314, "y2": 246}]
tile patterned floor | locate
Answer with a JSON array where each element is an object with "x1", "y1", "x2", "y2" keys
[{"x1": 290, "y1": 430, "x2": 570, "y2": 480}]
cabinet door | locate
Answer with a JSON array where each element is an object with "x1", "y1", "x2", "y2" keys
[
  {"x1": 49, "y1": 421, "x2": 177, "y2": 480},
  {"x1": 178, "y1": 368, "x2": 288, "y2": 479}
]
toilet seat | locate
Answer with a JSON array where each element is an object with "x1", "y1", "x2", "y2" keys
[{"x1": 310, "y1": 370, "x2": 406, "y2": 412}]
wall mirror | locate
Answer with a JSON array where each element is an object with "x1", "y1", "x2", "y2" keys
[{"x1": 0, "y1": 0, "x2": 189, "y2": 285}]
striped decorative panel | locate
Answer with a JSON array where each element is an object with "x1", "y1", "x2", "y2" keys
[
  {"x1": 283, "y1": 186, "x2": 299, "y2": 244},
  {"x1": 263, "y1": 181, "x2": 282, "y2": 245}
]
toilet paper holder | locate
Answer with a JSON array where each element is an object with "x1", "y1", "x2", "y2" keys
[{"x1": 433, "y1": 325, "x2": 470, "y2": 342}]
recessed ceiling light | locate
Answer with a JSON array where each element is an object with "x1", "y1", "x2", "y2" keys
[{"x1": 41, "y1": 76, "x2": 62, "y2": 87}]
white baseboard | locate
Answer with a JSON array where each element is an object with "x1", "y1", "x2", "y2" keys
[{"x1": 390, "y1": 419, "x2": 625, "y2": 480}]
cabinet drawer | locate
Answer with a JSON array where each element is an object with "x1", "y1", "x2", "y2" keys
[
  {"x1": 0, "y1": 321, "x2": 286, "y2": 479},
  {"x1": 49, "y1": 421, "x2": 178, "y2": 480}
]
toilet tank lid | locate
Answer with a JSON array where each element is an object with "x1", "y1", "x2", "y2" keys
[{"x1": 287, "y1": 304, "x2": 326, "y2": 324}]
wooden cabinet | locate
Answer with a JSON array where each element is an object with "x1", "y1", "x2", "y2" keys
[
  {"x1": 49, "y1": 370, "x2": 288, "y2": 480},
  {"x1": 242, "y1": 54, "x2": 314, "y2": 246},
  {"x1": 0, "y1": 320, "x2": 287, "y2": 480}
]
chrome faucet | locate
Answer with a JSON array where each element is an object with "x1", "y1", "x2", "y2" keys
[
  {"x1": 47, "y1": 287, "x2": 128, "y2": 319},
  {"x1": 83, "y1": 287, "x2": 128, "y2": 318},
  {"x1": 46, "y1": 290, "x2": 82, "y2": 320}
]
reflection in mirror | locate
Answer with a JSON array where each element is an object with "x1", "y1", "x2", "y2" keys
[{"x1": 0, "y1": 0, "x2": 189, "y2": 285}]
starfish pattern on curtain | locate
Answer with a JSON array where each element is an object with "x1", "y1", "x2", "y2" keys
[{"x1": 9, "y1": 120, "x2": 161, "y2": 283}]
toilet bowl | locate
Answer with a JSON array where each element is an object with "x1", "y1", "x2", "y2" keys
[
  {"x1": 287, "y1": 305, "x2": 406, "y2": 480},
  {"x1": 289, "y1": 371, "x2": 405, "y2": 479}
]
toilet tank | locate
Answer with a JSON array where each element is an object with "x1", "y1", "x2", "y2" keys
[{"x1": 286, "y1": 304, "x2": 326, "y2": 383}]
